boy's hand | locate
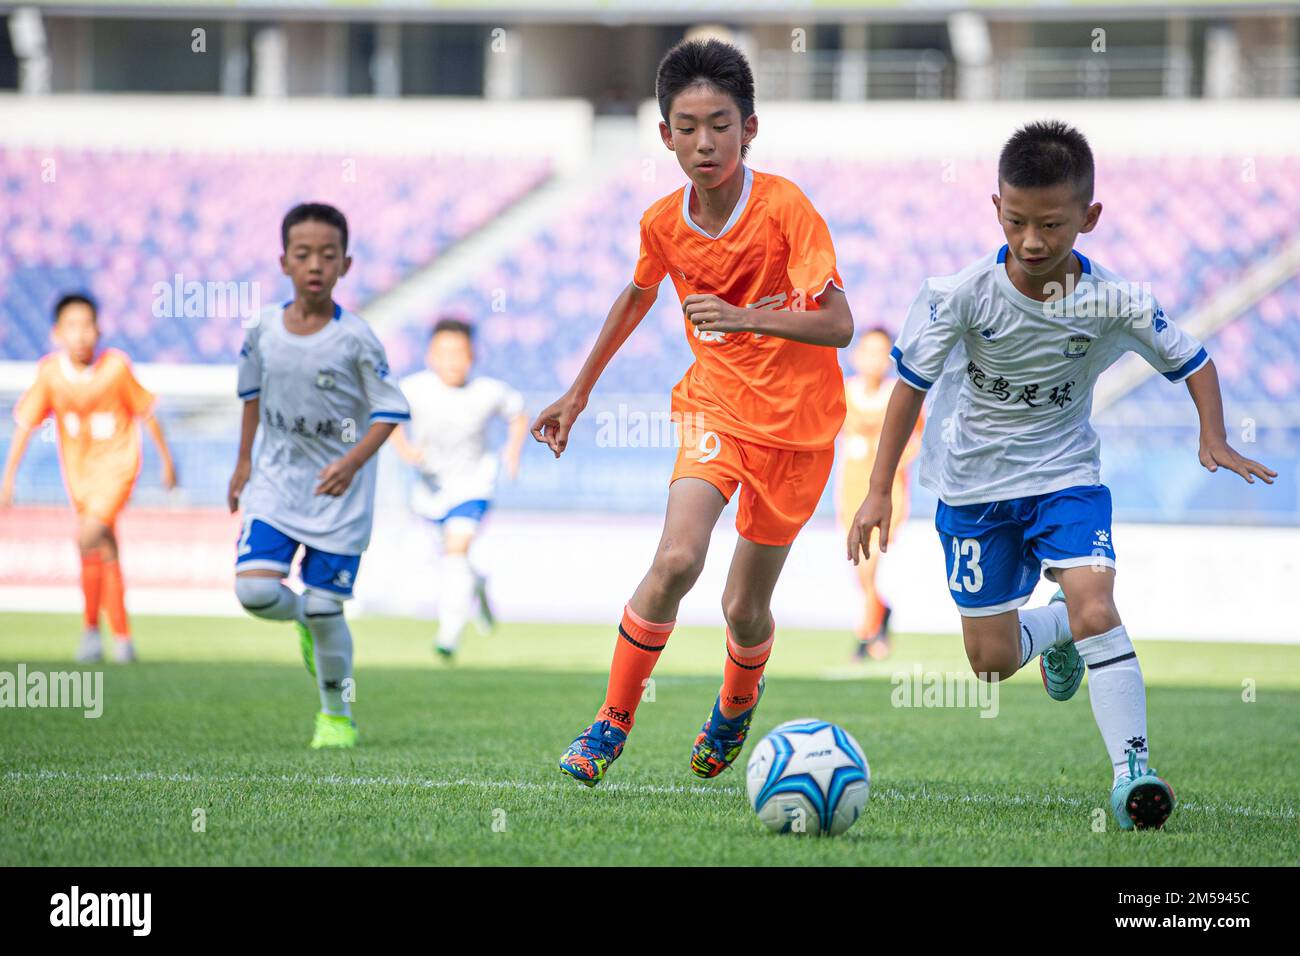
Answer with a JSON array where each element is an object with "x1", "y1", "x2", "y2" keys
[
  {"x1": 530, "y1": 391, "x2": 586, "y2": 459},
  {"x1": 227, "y1": 459, "x2": 251, "y2": 512},
  {"x1": 1199, "y1": 436, "x2": 1276, "y2": 485},
  {"x1": 161, "y1": 459, "x2": 178, "y2": 491},
  {"x1": 683, "y1": 294, "x2": 749, "y2": 335},
  {"x1": 847, "y1": 488, "x2": 893, "y2": 565},
  {"x1": 0, "y1": 478, "x2": 13, "y2": 509},
  {"x1": 316, "y1": 457, "x2": 360, "y2": 496}
]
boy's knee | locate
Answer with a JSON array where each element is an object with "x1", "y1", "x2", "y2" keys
[
  {"x1": 1069, "y1": 595, "x2": 1121, "y2": 640},
  {"x1": 722, "y1": 594, "x2": 771, "y2": 643},
  {"x1": 650, "y1": 542, "x2": 705, "y2": 597},
  {"x1": 303, "y1": 590, "x2": 344, "y2": 619},
  {"x1": 235, "y1": 575, "x2": 285, "y2": 615}
]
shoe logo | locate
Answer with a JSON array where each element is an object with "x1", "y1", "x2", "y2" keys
[
  {"x1": 1125, "y1": 735, "x2": 1148, "y2": 754},
  {"x1": 979, "y1": 327, "x2": 995, "y2": 340}
]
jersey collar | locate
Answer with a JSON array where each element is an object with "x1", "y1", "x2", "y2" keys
[
  {"x1": 681, "y1": 164, "x2": 753, "y2": 241},
  {"x1": 994, "y1": 244, "x2": 1092, "y2": 314}
]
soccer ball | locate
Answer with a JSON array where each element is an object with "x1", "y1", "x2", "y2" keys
[{"x1": 745, "y1": 719, "x2": 870, "y2": 837}]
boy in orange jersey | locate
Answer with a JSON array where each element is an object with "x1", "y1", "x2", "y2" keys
[
  {"x1": 532, "y1": 39, "x2": 854, "y2": 786},
  {"x1": 1, "y1": 293, "x2": 177, "y2": 663},
  {"x1": 836, "y1": 328, "x2": 923, "y2": 661}
]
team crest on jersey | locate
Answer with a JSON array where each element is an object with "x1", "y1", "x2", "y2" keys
[
  {"x1": 1064, "y1": 335, "x2": 1092, "y2": 359},
  {"x1": 315, "y1": 369, "x2": 337, "y2": 390}
]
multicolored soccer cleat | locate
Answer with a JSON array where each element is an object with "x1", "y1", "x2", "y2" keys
[
  {"x1": 1110, "y1": 753, "x2": 1175, "y2": 830},
  {"x1": 310, "y1": 711, "x2": 358, "y2": 749},
  {"x1": 558, "y1": 720, "x2": 627, "y2": 787},
  {"x1": 296, "y1": 621, "x2": 316, "y2": 677},
  {"x1": 690, "y1": 677, "x2": 766, "y2": 779},
  {"x1": 1039, "y1": 589, "x2": 1084, "y2": 701}
]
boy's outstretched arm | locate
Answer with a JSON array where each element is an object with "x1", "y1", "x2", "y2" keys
[
  {"x1": 683, "y1": 285, "x2": 854, "y2": 348},
  {"x1": 143, "y1": 414, "x2": 177, "y2": 490},
  {"x1": 531, "y1": 281, "x2": 658, "y2": 458},
  {"x1": 227, "y1": 398, "x2": 260, "y2": 512},
  {"x1": 1185, "y1": 359, "x2": 1276, "y2": 484},
  {"x1": 0, "y1": 423, "x2": 34, "y2": 508},
  {"x1": 315, "y1": 422, "x2": 398, "y2": 496},
  {"x1": 846, "y1": 383, "x2": 927, "y2": 564}
]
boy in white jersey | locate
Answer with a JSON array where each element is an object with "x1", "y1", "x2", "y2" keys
[
  {"x1": 847, "y1": 122, "x2": 1276, "y2": 830},
  {"x1": 390, "y1": 318, "x2": 527, "y2": 659},
  {"x1": 227, "y1": 203, "x2": 410, "y2": 749}
]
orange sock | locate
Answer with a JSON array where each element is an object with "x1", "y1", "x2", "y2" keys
[
  {"x1": 80, "y1": 552, "x2": 103, "y2": 631},
  {"x1": 598, "y1": 604, "x2": 674, "y2": 732},
  {"x1": 101, "y1": 558, "x2": 131, "y2": 640},
  {"x1": 720, "y1": 627, "x2": 774, "y2": 718}
]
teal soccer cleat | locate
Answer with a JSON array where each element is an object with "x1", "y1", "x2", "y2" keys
[
  {"x1": 1110, "y1": 752, "x2": 1176, "y2": 830},
  {"x1": 1039, "y1": 589, "x2": 1084, "y2": 701}
]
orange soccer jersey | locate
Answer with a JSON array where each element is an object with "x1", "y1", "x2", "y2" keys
[
  {"x1": 633, "y1": 165, "x2": 847, "y2": 451},
  {"x1": 13, "y1": 349, "x2": 155, "y2": 525}
]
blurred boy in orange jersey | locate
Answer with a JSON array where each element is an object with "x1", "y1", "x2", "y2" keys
[
  {"x1": 1, "y1": 294, "x2": 176, "y2": 662},
  {"x1": 534, "y1": 39, "x2": 855, "y2": 786},
  {"x1": 836, "y1": 327, "x2": 923, "y2": 661}
]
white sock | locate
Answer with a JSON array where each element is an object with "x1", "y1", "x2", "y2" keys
[
  {"x1": 1017, "y1": 601, "x2": 1072, "y2": 668},
  {"x1": 304, "y1": 592, "x2": 353, "y2": 718},
  {"x1": 236, "y1": 577, "x2": 302, "y2": 622},
  {"x1": 1075, "y1": 624, "x2": 1148, "y2": 783},
  {"x1": 437, "y1": 554, "x2": 475, "y2": 652}
]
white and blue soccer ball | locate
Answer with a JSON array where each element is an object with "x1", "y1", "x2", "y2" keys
[{"x1": 745, "y1": 719, "x2": 870, "y2": 837}]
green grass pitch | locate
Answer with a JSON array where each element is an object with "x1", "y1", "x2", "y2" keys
[{"x1": 1, "y1": 611, "x2": 1296, "y2": 866}]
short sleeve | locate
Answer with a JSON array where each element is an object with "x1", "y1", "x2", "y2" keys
[
  {"x1": 891, "y1": 280, "x2": 966, "y2": 392},
  {"x1": 236, "y1": 325, "x2": 262, "y2": 401},
  {"x1": 356, "y1": 327, "x2": 411, "y2": 425},
  {"x1": 779, "y1": 185, "x2": 843, "y2": 303},
  {"x1": 13, "y1": 362, "x2": 53, "y2": 429},
  {"x1": 117, "y1": 355, "x2": 156, "y2": 417},
  {"x1": 632, "y1": 213, "x2": 667, "y2": 290},
  {"x1": 1115, "y1": 294, "x2": 1209, "y2": 383},
  {"x1": 495, "y1": 380, "x2": 525, "y2": 419}
]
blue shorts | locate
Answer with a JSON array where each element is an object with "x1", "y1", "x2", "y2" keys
[
  {"x1": 235, "y1": 518, "x2": 361, "y2": 598},
  {"x1": 424, "y1": 498, "x2": 490, "y2": 531},
  {"x1": 935, "y1": 484, "x2": 1116, "y2": 617}
]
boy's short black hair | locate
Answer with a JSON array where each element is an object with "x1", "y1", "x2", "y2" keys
[
  {"x1": 52, "y1": 292, "x2": 97, "y2": 324},
  {"x1": 432, "y1": 317, "x2": 473, "y2": 342},
  {"x1": 281, "y1": 202, "x2": 349, "y2": 253},
  {"x1": 656, "y1": 39, "x2": 755, "y2": 158},
  {"x1": 998, "y1": 120, "x2": 1095, "y2": 204}
]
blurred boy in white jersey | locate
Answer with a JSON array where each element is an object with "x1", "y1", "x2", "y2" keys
[
  {"x1": 227, "y1": 203, "x2": 410, "y2": 749},
  {"x1": 390, "y1": 318, "x2": 527, "y2": 660},
  {"x1": 847, "y1": 122, "x2": 1275, "y2": 831}
]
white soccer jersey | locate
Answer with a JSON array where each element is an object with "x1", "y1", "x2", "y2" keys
[
  {"x1": 893, "y1": 246, "x2": 1208, "y2": 506},
  {"x1": 399, "y1": 370, "x2": 525, "y2": 520},
  {"x1": 236, "y1": 302, "x2": 411, "y2": 554}
]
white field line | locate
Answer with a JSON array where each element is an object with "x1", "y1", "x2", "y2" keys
[{"x1": 3, "y1": 769, "x2": 1294, "y2": 821}]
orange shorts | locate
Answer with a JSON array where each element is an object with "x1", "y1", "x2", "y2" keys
[
  {"x1": 672, "y1": 430, "x2": 834, "y2": 547},
  {"x1": 70, "y1": 481, "x2": 134, "y2": 527}
]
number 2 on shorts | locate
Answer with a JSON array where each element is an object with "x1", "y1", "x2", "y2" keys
[{"x1": 948, "y1": 537, "x2": 984, "y2": 593}]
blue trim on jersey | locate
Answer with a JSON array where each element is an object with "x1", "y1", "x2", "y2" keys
[
  {"x1": 997, "y1": 244, "x2": 1008, "y2": 264},
  {"x1": 332, "y1": 302, "x2": 342, "y2": 320},
  {"x1": 1074, "y1": 250, "x2": 1092, "y2": 275},
  {"x1": 1163, "y1": 347, "x2": 1209, "y2": 383},
  {"x1": 238, "y1": 388, "x2": 260, "y2": 400},
  {"x1": 369, "y1": 410, "x2": 410, "y2": 423},
  {"x1": 890, "y1": 345, "x2": 933, "y2": 391}
]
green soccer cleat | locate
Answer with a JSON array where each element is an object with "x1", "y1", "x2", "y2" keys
[
  {"x1": 1110, "y1": 753, "x2": 1175, "y2": 831},
  {"x1": 1039, "y1": 589, "x2": 1084, "y2": 701},
  {"x1": 310, "y1": 711, "x2": 358, "y2": 749},
  {"x1": 296, "y1": 621, "x2": 316, "y2": 677}
]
